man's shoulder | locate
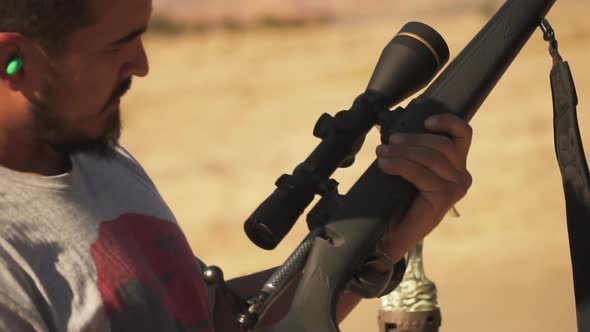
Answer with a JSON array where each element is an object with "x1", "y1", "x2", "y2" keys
[
  {"x1": 112, "y1": 144, "x2": 158, "y2": 190},
  {"x1": 72, "y1": 144, "x2": 160, "y2": 197},
  {"x1": 113, "y1": 145, "x2": 142, "y2": 167}
]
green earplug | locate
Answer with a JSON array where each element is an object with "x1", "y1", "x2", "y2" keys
[{"x1": 6, "y1": 56, "x2": 24, "y2": 76}]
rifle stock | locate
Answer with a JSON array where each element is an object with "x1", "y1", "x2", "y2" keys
[{"x1": 261, "y1": 0, "x2": 557, "y2": 331}]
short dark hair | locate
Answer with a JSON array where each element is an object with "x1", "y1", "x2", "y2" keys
[{"x1": 0, "y1": 0, "x2": 97, "y2": 55}]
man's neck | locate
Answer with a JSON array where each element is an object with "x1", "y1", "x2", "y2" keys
[
  {"x1": 0, "y1": 136, "x2": 72, "y2": 176},
  {"x1": 0, "y1": 96, "x2": 72, "y2": 176}
]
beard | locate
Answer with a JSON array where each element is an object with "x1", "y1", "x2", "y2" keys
[
  {"x1": 41, "y1": 109, "x2": 122, "y2": 159},
  {"x1": 29, "y1": 79, "x2": 132, "y2": 159}
]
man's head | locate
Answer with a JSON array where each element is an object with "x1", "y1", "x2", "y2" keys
[{"x1": 0, "y1": 0, "x2": 152, "y2": 158}]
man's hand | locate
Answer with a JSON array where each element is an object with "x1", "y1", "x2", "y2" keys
[{"x1": 376, "y1": 113, "x2": 473, "y2": 262}]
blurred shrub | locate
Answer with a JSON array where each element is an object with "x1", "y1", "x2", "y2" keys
[
  {"x1": 253, "y1": 14, "x2": 332, "y2": 29},
  {"x1": 476, "y1": 0, "x2": 502, "y2": 16},
  {"x1": 148, "y1": 15, "x2": 208, "y2": 35},
  {"x1": 148, "y1": 13, "x2": 331, "y2": 36}
]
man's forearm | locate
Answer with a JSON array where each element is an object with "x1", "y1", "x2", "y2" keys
[{"x1": 213, "y1": 267, "x2": 365, "y2": 331}]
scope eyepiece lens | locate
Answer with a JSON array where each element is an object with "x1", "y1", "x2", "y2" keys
[{"x1": 245, "y1": 219, "x2": 280, "y2": 250}]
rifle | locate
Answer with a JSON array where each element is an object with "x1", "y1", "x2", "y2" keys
[{"x1": 202, "y1": 0, "x2": 590, "y2": 331}]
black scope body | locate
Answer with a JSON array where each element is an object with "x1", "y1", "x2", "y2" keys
[{"x1": 244, "y1": 22, "x2": 450, "y2": 250}]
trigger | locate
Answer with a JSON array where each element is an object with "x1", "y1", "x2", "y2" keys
[
  {"x1": 365, "y1": 249, "x2": 396, "y2": 295},
  {"x1": 346, "y1": 249, "x2": 395, "y2": 299}
]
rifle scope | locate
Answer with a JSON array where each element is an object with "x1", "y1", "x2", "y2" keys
[{"x1": 244, "y1": 22, "x2": 450, "y2": 250}]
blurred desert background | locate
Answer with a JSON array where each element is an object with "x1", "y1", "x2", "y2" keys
[{"x1": 120, "y1": 0, "x2": 590, "y2": 331}]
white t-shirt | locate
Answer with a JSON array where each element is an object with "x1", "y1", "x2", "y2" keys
[{"x1": 0, "y1": 146, "x2": 214, "y2": 332}]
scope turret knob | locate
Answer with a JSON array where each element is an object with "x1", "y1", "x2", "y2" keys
[
  {"x1": 313, "y1": 113, "x2": 334, "y2": 139},
  {"x1": 317, "y1": 178, "x2": 339, "y2": 196}
]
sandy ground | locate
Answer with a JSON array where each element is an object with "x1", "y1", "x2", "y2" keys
[{"x1": 119, "y1": 2, "x2": 590, "y2": 331}]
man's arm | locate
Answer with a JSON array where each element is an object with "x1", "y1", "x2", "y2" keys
[
  {"x1": 212, "y1": 243, "x2": 410, "y2": 331},
  {"x1": 212, "y1": 265, "x2": 373, "y2": 332}
]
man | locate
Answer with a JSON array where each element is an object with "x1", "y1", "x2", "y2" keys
[{"x1": 0, "y1": 0, "x2": 473, "y2": 331}]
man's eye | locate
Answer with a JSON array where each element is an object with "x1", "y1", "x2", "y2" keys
[{"x1": 107, "y1": 44, "x2": 123, "y2": 53}]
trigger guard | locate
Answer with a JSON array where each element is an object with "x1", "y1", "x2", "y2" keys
[{"x1": 346, "y1": 250, "x2": 406, "y2": 299}]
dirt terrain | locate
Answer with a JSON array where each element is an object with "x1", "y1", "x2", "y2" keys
[{"x1": 119, "y1": 1, "x2": 589, "y2": 330}]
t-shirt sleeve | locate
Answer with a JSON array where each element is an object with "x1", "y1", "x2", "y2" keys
[
  {"x1": 114, "y1": 146, "x2": 217, "y2": 314},
  {"x1": 195, "y1": 257, "x2": 217, "y2": 315}
]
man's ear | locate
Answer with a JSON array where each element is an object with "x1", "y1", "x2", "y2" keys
[
  {"x1": 0, "y1": 33, "x2": 25, "y2": 80},
  {"x1": 1, "y1": 32, "x2": 56, "y2": 95}
]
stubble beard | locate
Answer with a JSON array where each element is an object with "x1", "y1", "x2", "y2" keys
[{"x1": 29, "y1": 85, "x2": 124, "y2": 159}]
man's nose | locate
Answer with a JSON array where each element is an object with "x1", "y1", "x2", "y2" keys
[{"x1": 122, "y1": 40, "x2": 150, "y2": 78}]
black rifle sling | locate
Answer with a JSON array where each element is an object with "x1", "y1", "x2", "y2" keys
[{"x1": 542, "y1": 19, "x2": 590, "y2": 331}]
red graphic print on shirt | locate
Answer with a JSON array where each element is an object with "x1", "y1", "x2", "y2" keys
[{"x1": 91, "y1": 214, "x2": 212, "y2": 332}]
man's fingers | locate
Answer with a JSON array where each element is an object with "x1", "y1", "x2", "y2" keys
[
  {"x1": 377, "y1": 157, "x2": 462, "y2": 196},
  {"x1": 385, "y1": 133, "x2": 462, "y2": 169},
  {"x1": 423, "y1": 113, "x2": 473, "y2": 159},
  {"x1": 376, "y1": 144, "x2": 465, "y2": 184}
]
